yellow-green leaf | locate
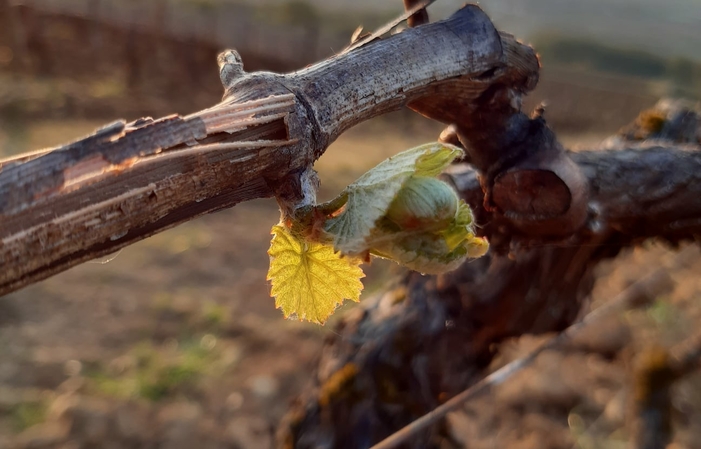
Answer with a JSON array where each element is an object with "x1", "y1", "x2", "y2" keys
[{"x1": 267, "y1": 224, "x2": 365, "y2": 324}]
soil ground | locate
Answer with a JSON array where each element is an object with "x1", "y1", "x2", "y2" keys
[
  {"x1": 3, "y1": 115, "x2": 701, "y2": 448},
  {"x1": 1, "y1": 6, "x2": 700, "y2": 446}
]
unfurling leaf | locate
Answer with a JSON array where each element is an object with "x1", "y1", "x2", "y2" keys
[
  {"x1": 267, "y1": 142, "x2": 488, "y2": 324},
  {"x1": 369, "y1": 200, "x2": 488, "y2": 274},
  {"x1": 323, "y1": 143, "x2": 463, "y2": 254},
  {"x1": 267, "y1": 224, "x2": 364, "y2": 324},
  {"x1": 318, "y1": 142, "x2": 488, "y2": 274},
  {"x1": 386, "y1": 176, "x2": 459, "y2": 230}
]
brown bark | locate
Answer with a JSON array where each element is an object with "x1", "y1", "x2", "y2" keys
[
  {"x1": 402, "y1": 0, "x2": 429, "y2": 28},
  {"x1": 0, "y1": 5, "x2": 533, "y2": 296},
  {"x1": 278, "y1": 103, "x2": 701, "y2": 449}
]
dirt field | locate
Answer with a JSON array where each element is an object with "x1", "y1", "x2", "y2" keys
[
  {"x1": 0, "y1": 116, "x2": 444, "y2": 447},
  {"x1": 1, "y1": 4, "x2": 700, "y2": 447},
  {"x1": 3, "y1": 111, "x2": 701, "y2": 448}
]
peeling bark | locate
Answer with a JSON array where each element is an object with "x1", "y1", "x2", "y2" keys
[{"x1": 0, "y1": 5, "x2": 535, "y2": 296}]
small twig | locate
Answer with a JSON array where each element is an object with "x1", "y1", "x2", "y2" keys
[
  {"x1": 369, "y1": 247, "x2": 697, "y2": 449},
  {"x1": 403, "y1": 0, "x2": 430, "y2": 28},
  {"x1": 343, "y1": 0, "x2": 436, "y2": 53}
]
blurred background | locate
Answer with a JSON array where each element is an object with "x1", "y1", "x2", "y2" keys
[{"x1": 0, "y1": 0, "x2": 700, "y2": 448}]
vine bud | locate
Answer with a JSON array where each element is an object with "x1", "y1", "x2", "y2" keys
[{"x1": 386, "y1": 177, "x2": 458, "y2": 230}]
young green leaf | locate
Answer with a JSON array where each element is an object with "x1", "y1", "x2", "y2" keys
[
  {"x1": 267, "y1": 224, "x2": 365, "y2": 324},
  {"x1": 267, "y1": 142, "x2": 488, "y2": 324},
  {"x1": 368, "y1": 200, "x2": 487, "y2": 274},
  {"x1": 386, "y1": 176, "x2": 459, "y2": 230},
  {"x1": 318, "y1": 142, "x2": 488, "y2": 275},
  {"x1": 323, "y1": 143, "x2": 463, "y2": 254}
]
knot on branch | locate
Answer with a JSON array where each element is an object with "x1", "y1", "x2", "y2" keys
[
  {"x1": 267, "y1": 167, "x2": 320, "y2": 222},
  {"x1": 440, "y1": 106, "x2": 590, "y2": 243},
  {"x1": 217, "y1": 50, "x2": 245, "y2": 90},
  {"x1": 613, "y1": 98, "x2": 701, "y2": 146}
]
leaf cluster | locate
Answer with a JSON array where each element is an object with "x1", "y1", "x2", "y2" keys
[{"x1": 267, "y1": 143, "x2": 489, "y2": 324}]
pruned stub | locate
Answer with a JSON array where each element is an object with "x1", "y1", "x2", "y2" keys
[
  {"x1": 489, "y1": 134, "x2": 590, "y2": 238},
  {"x1": 493, "y1": 170, "x2": 570, "y2": 217},
  {"x1": 396, "y1": 17, "x2": 592, "y2": 244},
  {"x1": 431, "y1": 40, "x2": 590, "y2": 244}
]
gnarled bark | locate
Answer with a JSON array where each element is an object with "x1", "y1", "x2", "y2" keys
[{"x1": 278, "y1": 103, "x2": 701, "y2": 449}]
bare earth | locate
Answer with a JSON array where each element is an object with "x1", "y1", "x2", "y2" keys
[{"x1": 2, "y1": 113, "x2": 701, "y2": 448}]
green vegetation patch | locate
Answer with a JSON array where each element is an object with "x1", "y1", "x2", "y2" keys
[
  {"x1": 8, "y1": 401, "x2": 48, "y2": 433},
  {"x1": 533, "y1": 33, "x2": 701, "y2": 98},
  {"x1": 87, "y1": 337, "x2": 222, "y2": 402}
]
